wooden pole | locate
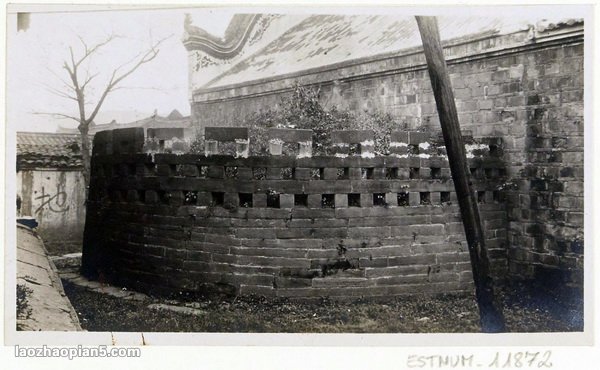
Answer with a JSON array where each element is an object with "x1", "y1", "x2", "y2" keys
[{"x1": 415, "y1": 16, "x2": 506, "y2": 332}]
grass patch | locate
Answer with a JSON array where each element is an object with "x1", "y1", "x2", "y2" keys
[{"x1": 62, "y1": 280, "x2": 582, "y2": 333}]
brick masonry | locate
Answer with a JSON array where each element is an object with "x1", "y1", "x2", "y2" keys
[
  {"x1": 82, "y1": 128, "x2": 510, "y2": 299},
  {"x1": 190, "y1": 24, "x2": 584, "y2": 293}
]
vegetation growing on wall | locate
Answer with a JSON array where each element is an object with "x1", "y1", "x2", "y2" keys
[
  {"x1": 189, "y1": 82, "x2": 401, "y2": 155},
  {"x1": 17, "y1": 284, "x2": 33, "y2": 330}
]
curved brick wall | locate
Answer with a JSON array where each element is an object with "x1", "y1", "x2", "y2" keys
[{"x1": 82, "y1": 128, "x2": 508, "y2": 299}]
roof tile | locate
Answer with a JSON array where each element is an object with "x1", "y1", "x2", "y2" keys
[{"x1": 17, "y1": 132, "x2": 84, "y2": 169}]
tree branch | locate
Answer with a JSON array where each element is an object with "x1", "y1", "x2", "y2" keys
[
  {"x1": 74, "y1": 34, "x2": 117, "y2": 68},
  {"x1": 41, "y1": 82, "x2": 79, "y2": 101},
  {"x1": 45, "y1": 67, "x2": 77, "y2": 92},
  {"x1": 80, "y1": 72, "x2": 99, "y2": 91},
  {"x1": 86, "y1": 36, "x2": 168, "y2": 124},
  {"x1": 48, "y1": 33, "x2": 167, "y2": 131},
  {"x1": 33, "y1": 111, "x2": 80, "y2": 122}
]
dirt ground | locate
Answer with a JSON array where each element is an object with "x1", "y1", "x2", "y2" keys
[
  {"x1": 44, "y1": 241, "x2": 81, "y2": 257},
  {"x1": 62, "y1": 280, "x2": 582, "y2": 333}
]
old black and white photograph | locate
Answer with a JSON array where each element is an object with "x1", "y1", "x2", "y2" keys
[{"x1": 3, "y1": 2, "x2": 596, "y2": 369}]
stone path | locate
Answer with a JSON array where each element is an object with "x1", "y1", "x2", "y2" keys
[
  {"x1": 16, "y1": 224, "x2": 82, "y2": 331},
  {"x1": 59, "y1": 270, "x2": 150, "y2": 301}
]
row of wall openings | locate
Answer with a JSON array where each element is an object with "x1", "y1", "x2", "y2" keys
[
  {"x1": 201, "y1": 192, "x2": 452, "y2": 208},
  {"x1": 129, "y1": 164, "x2": 507, "y2": 180},
  {"x1": 101, "y1": 164, "x2": 140, "y2": 177},
  {"x1": 110, "y1": 189, "x2": 502, "y2": 206},
  {"x1": 110, "y1": 190, "x2": 426, "y2": 206}
]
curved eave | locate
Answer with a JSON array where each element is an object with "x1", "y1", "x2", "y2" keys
[{"x1": 183, "y1": 14, "x2": 261, "y2": 59}]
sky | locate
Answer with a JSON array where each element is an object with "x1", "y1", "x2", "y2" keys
[
  {"x1": 6, "y1": 4, "x2": 585, "y2": 133},
  {"x1": 6, "y1": 6, "x2": 235, "y2": 132}
]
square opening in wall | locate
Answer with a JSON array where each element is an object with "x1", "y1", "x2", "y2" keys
[
  {"x1": 349, "y1": 143, "x2": 361, "y2": 156},
  {"x1": 321, "y1": 194, "x2": 335, "y2": 208},
  {"x1": 109, "y1": 190, "x2": 121, "y2": 203},
  {"x1": 267, "y1": 192, "x2": 280, "y2": 208},
  {"x1": 136, "y1": 190, "x2": 146, "y2": 203},
  {"x1": 386, "y1": 167, "x2": 398, "y2": 179},
  {"x1": 478, "y1": 191, "x2": 486, "y2": 204},
  {"x1": 489, "y1": 144, "x2": 501, "y2": 157},
  {"x1": 484, "y1": 168, "x2": 493, "y2": 178},
  {"x1": 373, "y1": 193, "x2": 386, "y2": 206},
  {"x1": 397, "y1": 192, "x2": 409, "y2": 206},
  {"x1": 469, "y1": 167, "x2": 478, "y2": 178},
  {"x1": 252, "y1": 167, "x2": 267, "y2": 180},
  {"x1": 171, "y1": 164, "x2": 185, "y2": 177},
  {"x1": 420, "y1": 192, "x2": 431, "y2": 205},
  {"x1": 430, "y1": 167, "x2": 441, "y2": 179},
  {"x1": 361, "y1": 168, "x2": 374, "y2": 179},
  {"x1": 408, "y1": 144, "x2": 419, "y2": 155},
  {"x1": 539, "y1": 193, "x2": 551, "y2": 208},
  {"x1": 211, "y1": 192, "x2": 224, "y2": 206},
  {"x1": 220, "y1": 142, "x2": 237, "y2": 156},
  {"x1": 184, "y1": 191, "x2": 198, "y2": 205},
  {"x1": 530, "y1": 195, "x2": 539, "y2": 209},
  {"x1": 225, "y1": 166, "x2": 239, "y2": 179},
  {"x1": 498, "y1": 168, "x2": 507, "y2": 177},
  {"x1": 311, "y1": 168, "x2": 324, "y2": 180},
  {"x1": 337, "y1": 167, "x2": 349, "y2": 180},
  {"x1": 348, "y1": 193, "x2": 361, "y2": 207},
  {"x1": 198, "y1": 165, "x2": 209, "y2": 178},
  {"x1": 281, "y1": 167, "x2": 295, "y2": 180},
  {"x1": 282, "y1": 142, "x2": 300, "y2": 156},
  {"x1": 493, "y1": 190, "x2": 505, "y2": 203},
  {"x1": 441, "y1": 191, "x2": 451, "y2": 204},
  {"x1": 239, "y1": 193, "x2": 253, "y2": 208},
  {"x1": 294, "y1": 194, "x2": 308, "y2": 207},
  {"x1": 410, "y1": 167, "x2": 420, "y2": 179},
  {"x1": 158, "y1": 190, "x2": 171, "y2": 205},
  {"x1": 127, "y1": 163, "x2": 137, "y2": 176},
  {"x1": 145, "y1": 163, "x2": 157, "y2": 177},
  {"x1": 104, "y1": 164, "x2": 113, "y2": 178}
]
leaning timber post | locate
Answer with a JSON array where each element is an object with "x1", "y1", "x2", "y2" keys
[{"x1": 415, "y1": 16, "x2": 506, "y2": 332}]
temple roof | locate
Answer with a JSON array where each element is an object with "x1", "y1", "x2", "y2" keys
[{"x1": 188, "y1": 14, "x2": 582, "y2": 91}]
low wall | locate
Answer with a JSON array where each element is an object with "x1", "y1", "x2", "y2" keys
[
  {"x1": 82, "y1": 127, "x2": 508, "y2": 299},
  {"x1": 17, "y1": 168, "x2": 86, "y2": 254}
]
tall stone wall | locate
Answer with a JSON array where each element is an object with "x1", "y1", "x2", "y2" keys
[
  {"x1": 190, "y1": 25, "x2": 584, "y2": 292},
  {"x1": 82, "y1": 128, "x2": 508, "y2": 299}
]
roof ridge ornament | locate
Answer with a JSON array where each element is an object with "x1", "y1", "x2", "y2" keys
[{"x1": 182, "y1": 13, "x2": 262, "y2": 59}]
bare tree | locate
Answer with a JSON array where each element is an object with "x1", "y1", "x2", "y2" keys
[{"x1": 42, "y1": 34, "x2": 166, "y2": 189}]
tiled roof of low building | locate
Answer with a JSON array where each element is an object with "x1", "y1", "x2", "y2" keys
[
  {"x1": 17, "y1": 132, "x2": 84, "y2": 169},
  {"x1": 56, "y1": 109, "x2": 191, "y2": 135}
]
